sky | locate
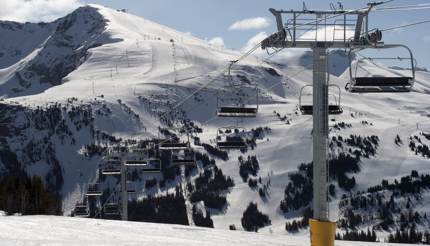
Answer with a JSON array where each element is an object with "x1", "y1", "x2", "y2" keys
[{"x1": 0, "y1": 0, "x2": 429, "y2": 69}]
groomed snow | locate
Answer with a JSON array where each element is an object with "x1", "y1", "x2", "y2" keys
[{"x1": 0, "y1": 215, "x2": 413, "y2": 246}]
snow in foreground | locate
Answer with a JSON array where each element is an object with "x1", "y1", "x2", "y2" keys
[{"x1": 0, "y1": 216, "x2": 412, "y2": 246}]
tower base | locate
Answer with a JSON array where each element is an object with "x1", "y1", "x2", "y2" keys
[{"x1": 309, "y1": 219, "x2": 336, "y2": 246}]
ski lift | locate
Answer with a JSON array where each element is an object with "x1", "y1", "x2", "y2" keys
[
  {"x1": 216, "y1": 126, "x2": 247, "y2": 149},
  {"x1": 124, "y1": 159, "x2": 147, "y2": 167},
  {"x1": 125, "y1": 145, "x2": 162, "y2": 172},
  {"x1": 142, "y1": 159, "x2": 162, "y2": 172},
  {"x1": 74, "y1": 202, "x2": 89, "y2": 217},
  {"x1": 124, "y1": 149, "x2": 147, "y2": 166},
  {"x1": 346, "y1": 44, "x2": 415, "y2": 93},
  {"x1": 159, "y1": 141, "x2": 189, "y2": 150},
  {"x1": 171, "y1": 148, "x2": 196, "y2": 167},
  {"x1": 124, "y1": 157, "x2": 161, "y2": 172},
  {"x1": 299, "y1": 84, "x2": 343, "y2": 115},
  {"x1": 103, "y1": 203, "x2": 120, "y2": 216},
  {"x1": 86, "y1": 183, "x2": 102, "y2": 196},
  {"x1": 101, "y1": 159, "x2": 122, "y2": 175},
  {"x1": 129, "y1": 147, "x2": 148, "y2": 154},
  {"x1": 216, "y1": 85, "x2": 259, "y2": 118}
]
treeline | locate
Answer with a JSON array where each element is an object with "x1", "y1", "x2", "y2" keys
[
  {"x1": 0, "y1": 176, "x2": 62, "y2": 215},
  {"x1": 281, "y1": 134, "x2": 380, "y2": 232},
  {"x1": 192, "y1": 205, "x2": 214, "y2": 228},
  {"x1": 338, "y1": 171, "x2": 430, "y2": 234},
  {"x1": 409, "y1": 133, "x2": 430, "y2": 159},
  {"x1": 388, "y1": 227, "x2": 430, "y2": 244},
  {"x1": 285, "y1": 208, "x2": 312, "y2": 232},
  {"x1": 190, "y1": 166, "x2": 234, "y2": 210},
  {"x1": 238, "y1": 155, "x2": 259, "y2": 182},
  {"x1": 336, "y1": 228, "x2": 377, "y2": 242},
  {"x1": 241, "y1": 202, "x2": 271, "y2": 232},
  {"x1": 128, "y1": 188, "x2": 188, "y2": 225}
]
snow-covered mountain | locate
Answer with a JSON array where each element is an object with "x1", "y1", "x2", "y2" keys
[{"x1": 1, "y1": 4, "x2": 430, "y2": 243}]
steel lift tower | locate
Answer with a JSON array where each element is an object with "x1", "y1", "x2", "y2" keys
[{"x1": 262, "y1": 2, "x2": 391, "y2": 245}]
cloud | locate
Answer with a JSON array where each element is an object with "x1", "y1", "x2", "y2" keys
[
  {"x1": 0, "y1": 0, "x2": 83, "y2": 23},
  {"x1": 208, "y1": 37, "x2": 225, "y2": 48},
  {"x1": 229, "y1": 17, "x2": 269, "y2": 31},
  {"x1": 424, "y1": 35, "x2": 430, "y2": 42},
  {"x1": 242, "y1": 32, "x2": 268, "y2": 51},
  {"x1": 241, "y1": 32, "x2": 306, "y2": 63},
  {"x1": 299, "y1": 26, "x2": 355, "y2": 41}
]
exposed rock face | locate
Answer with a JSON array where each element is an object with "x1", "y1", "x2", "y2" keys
[{"x1": 0, "y1": 6, "x2": 114, "y2": 96}]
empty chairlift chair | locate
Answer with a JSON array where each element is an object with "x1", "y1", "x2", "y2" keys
[
  {"x1": 125, "y1": 145, "x2": 162, "y2": 172},
  {"x1": 125, "y1": 146, "x2": 154, "y2": 166},
  {"x1": 159, "y1": 141, "x2": 189, "y2": 150},
  {"x1": 346, "y1": 44, "x2": 415, "y2": 93},
  {"x1": 171, "y1": 148, "x2": 196, "y2": 167},
  {"x1": 142, "y1": 158, "x2": 162, "y2": 172},
  {"x1": 216, "y1": 127, "x2": 247, "y2": 149},
  {"x1": 216, "y1": 86, "x2": 259, "y2": 117},
  {"x1": 74, "y1": 202, "x2": 89, "y2": 217},
  {"x1": 103, "y1": 203, "x2": 120, "y2": 216},
  {"x1": 86, "y1": 183, "x2": 102, "y2": 196},
  {"x1": 124, "y1": 158, "x2": 161, "y2": 173},
  {"x1": 299, "y1": 85, "x2": 343, "y2": 115},
  {"x1": 101, "y1": 159, "x2": 122, "y2": 175},
  {"x1": 124, "y1": 158, "x2": 147, "y2": 167}
]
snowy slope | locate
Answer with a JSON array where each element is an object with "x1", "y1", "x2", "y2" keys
[
  {"x1": 0, "y1": 4, "x2": 430, "y2": 242},
  {"x1": 0, "y1": 215, "x2": 415, "y2": 246}
]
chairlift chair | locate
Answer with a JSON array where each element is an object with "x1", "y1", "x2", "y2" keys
[
  {"x1": 125, "y1": 145, "x2": 162, "y2": 172},
  {"x1": 86, "y1": 183, "x2": 102, "y2": 196},
  {"x1": 124, "y1": 149, "x2": 147, "y2": 167},
  {"x1": 346, "y1": 44, "x2": 415, "y2": 93},
  {"x1": 171, "y1": 148, "x2": 196, "y2": 167},
  {"x1": 124, "y1": 159, "x2": 147, "y2": 167},
  {"x1": 141, "y1": 159, "x2": 162, "y2": 173},
  {"x1": 159, "y1": 142, "x2": 189, "y2": 150},
  {"x1": 216, "y1": 86, "x2": 259, "y2": 117},
  {"x1": 103, "y1": 203, "x2": 120, "y2": 216},
  {"x1": 299, "y1": 85, "x2": 343, "y2": 115},
  {"x1": 129, "y1": 147, "x2": 148, "y2": 154},
  {"x1": 216, "y1": 127, "x2": 247, "y2": 149},
  {"x1": 101, "y1": 159, "x2": 122, "y2": 175},
  {"x1": 74, "y1": 202, "x2": 89, "y2": 217}
]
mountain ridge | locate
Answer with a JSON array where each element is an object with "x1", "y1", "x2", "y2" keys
[{"x1": 0, "y1": 4, "x2": 429, "y2": 243}]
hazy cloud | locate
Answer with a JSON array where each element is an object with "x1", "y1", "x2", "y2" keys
[
  {"x1": 229, "y1": 17, "x2": 269, "y2": 31},
  {"x1": 242, "y1": 32, "x2": 306, "y2": 63},
  {"x1": 242, "y1": 32, "x2": 268, "y2": 51},
  {"x1": 0, "y1": 0, "x2": 83, "y2": 23},
  {"x1": 208, "y1": 37, "x2": 225, "y2": 48},
  {"x1": 424, "y1": 35, "x2": 430, "y2": 42}
]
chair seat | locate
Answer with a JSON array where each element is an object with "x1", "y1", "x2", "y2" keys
[
  {"x1": 217, "y1": 107, "x2": 257, "y2": 117},
  {"x1": 217, "y1": 141, "x2": 247, "y2": 149},
  {"x1": 354, "y1": 77, "x2": 412, "y2": 87},
  {"x1": 124, "y1": 160, "x2": 147, "y2": 166},
  {"x1": 300, "y1": 105, "x2": 343, "y2": 115},
  {"x1": 159, "y1": 143, "x2": 189, "y2": 150}
]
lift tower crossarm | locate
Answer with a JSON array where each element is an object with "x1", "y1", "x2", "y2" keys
[{"x1": 264, "y1": 7, "x2": 376, "y2": 49}]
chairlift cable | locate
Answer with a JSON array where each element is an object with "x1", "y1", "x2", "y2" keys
[
  {"x1": 158, "y1": 2, "x2": 388, "y2": 122},
  {"x1": 374, "y1": 3, "x2": 430, "y2": 11},
  {"x1": 380, "y1": 20, "x2": 430, "y2": 32}
]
